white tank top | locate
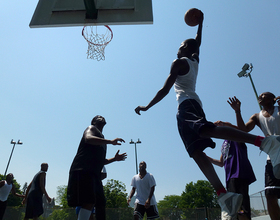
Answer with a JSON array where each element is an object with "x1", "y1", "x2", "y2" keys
[
  {"x1": 0, "y1": 181, "x2": 13, "y2": 202},
  {"x1": 259, "y1": 106, "x2": 280, "y2": 160},
  {"x1": 174, "y1": 57, "x2": 202, "y2": 107},
  {"x1": 259, "y1": 106, "x2": 280, "y2": 136}
]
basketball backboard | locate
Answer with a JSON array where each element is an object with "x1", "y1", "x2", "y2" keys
[{"x1": 29, "y1": 0, "x2": 153, "y2": 28}]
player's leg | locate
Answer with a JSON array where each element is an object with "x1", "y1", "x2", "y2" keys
[
  {"x1": 192, "y1": 150, "x2": 224, "y2": 191},
  {"x1": 265, "y1": 160, "x2": 280, "y2": 220},
  {"x1": 266, "y1": 195, "x2": 280, "y2": 220},
  {"x1": 177, "y1": 100, "x2": 243, "y2": 217},
  {"x1": 145, "y1": 205, "x2": 159, "y2": 219},
  {"x1": 0, "y1": 201, "x2": 7, "y2": 220},
  {"x1": 78, "y1": 207, "x2": 93, "y2": 220},
  {"x1": 76, "y1": 171, "x2": 96, "y2": 220},
  {"x1": 200, "y1": 126, "x2": 257, "y2": 145},
  {"x1": 227, "y1": 178, "x2": 251, "y2": 220},
  {"x1": 133, "y1": 203, "x2": 145, "y2": 220},
  {"x1": 201, "y1": 126, "x2": 280, "y2": 177},
  {"x1": 95, "y1": 178, "x2": 106, "y2": 220}
]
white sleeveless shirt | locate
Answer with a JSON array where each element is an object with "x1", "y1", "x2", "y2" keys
[
  {"x1": 259, "y1": 106, "x2": 280, "y2": 160},
  {"x1": 259, "y1": 106, "x2": 280, "y2": 136},
  {"x1": 174, "y1": 57, "x2": 202, "y2": 107},
  {"x1": 0, "y1": 181, "x2": 13, "y2": 202}
]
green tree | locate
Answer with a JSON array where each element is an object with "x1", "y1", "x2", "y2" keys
[
  {"x1": 52, "y1": 185, "x2": 74, "y2": 220},
  {"x1": 103, "y1": 179, "x2": 128, "y2": 208},
  {"x1": 0, "y1": 174, "x2": 23, "y2": 206},
  {"x1": 158, "y1": 195, "x2": 182, "y2": 209},
  {"x1": 180, "y1": 180, "x2": 218, "y2": 209},
  {"x1": 157, "y1": 195, "x2": 183, "y2": 220},
  {"x1": 104, "y1": 179, "x2": 133, "y2": 220},
  {"x1": 56, "y1": 185, "x2": 69, "y2": 208}
]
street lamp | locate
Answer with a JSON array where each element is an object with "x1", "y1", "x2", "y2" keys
[
  {"x1": 4, "y1": 139, "x2": 23, "y2": 177},
  {"x1": 237, "y1": 63, "x2": 262, "y2": 110},
  {"x1": 129, "y1": 139, "x2": 141, "y2": 174}
]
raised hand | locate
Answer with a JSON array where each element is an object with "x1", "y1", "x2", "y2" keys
[
  {"x1": 114, "y1": 150, "x2": 127, "y2": 161},
  {"x1": 275, "y1": 96, "x2": 280, "y2": 106},
  {"x1": 111, "y1": 138, "x2": 125, "y2": 145},
  {"x1": 227, "y1": 96, "x2": 241, "y2": 112},
  {"x1": 135, "y1": 106, "x2": 147, "y2": 115}
]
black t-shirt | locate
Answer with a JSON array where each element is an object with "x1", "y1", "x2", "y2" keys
[{"x1": 69, "y1": 126, "x2": 106, "y2": 174}]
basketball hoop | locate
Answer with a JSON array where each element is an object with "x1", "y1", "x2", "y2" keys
[{"x1": 82, "y1": 25, "x2": 113, "y2": 61}]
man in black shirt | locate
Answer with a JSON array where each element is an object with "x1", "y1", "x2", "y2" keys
[
  {"x1": 23, "y1": 163, "x2": 51, "y2": 220},
  {"x1": 67, "y1": 115, "x2": 126, "y2": 220}
]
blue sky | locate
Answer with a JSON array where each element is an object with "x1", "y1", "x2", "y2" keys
[{"x1": 1, "y1": 0, "x2": 280, "y2": 203}]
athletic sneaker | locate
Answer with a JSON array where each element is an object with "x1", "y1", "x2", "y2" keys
[
  {"x1": 221, "y1": 210, "x2": 237, "y2": 220},
  {"x1": 217, "y1": 192, "x2": 243, "y2": 217},
  {"x1": 260, "y1": 135, "x2": 280, "y2": 179}
]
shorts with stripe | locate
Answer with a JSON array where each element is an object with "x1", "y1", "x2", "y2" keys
[
  {"x1": 177, "y1": 99, "x2": 216, "y2": 157},
  {"x1": 134, "y1": 203, "x2": 159, "y2": 219},
  {"x1": 265, "y1": 160, "x2": 280, "y2": 198}
]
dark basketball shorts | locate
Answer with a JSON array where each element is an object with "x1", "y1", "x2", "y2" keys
[
  {"x1": 176, "y1": 99, "x2": 216, "y2": 157},
  {"x1": 134, "y1": 203, "x2": 159, "y2": 219},
  {"x1": 265, "y1": 160, "x2": 280, "y2": 198},
  {"x1": 67, "y1": 170, "x2": 105, "y2": 207}
]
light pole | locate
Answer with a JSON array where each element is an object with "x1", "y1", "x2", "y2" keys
[
  {"x1": 237, "y1": 63, "x2": 262, "y2": 110},
  {"x1": 129, "y1": 139, "x2": 141, "y2": 174},
  {"x1": 4, "y1": 139, "x2": 23, "y2": 177}
]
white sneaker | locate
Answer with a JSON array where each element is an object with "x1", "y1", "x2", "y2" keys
[
  {"x1": 221, "y1": 211, "x2": 237, "y2": 220},
  {"x1": 260, "y1": 135, "x2": 280, "y2": 179},
  {"x1": 218, "y1": 192, "x2": 243, "y2": 217}
]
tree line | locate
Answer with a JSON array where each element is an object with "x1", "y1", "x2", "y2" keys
[{"x1": 1, "y1": 174, "x2": 219, "y2": 219}]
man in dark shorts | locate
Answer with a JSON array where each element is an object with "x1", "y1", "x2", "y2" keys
[
  {"x1": 134, "y1": 11, "x2": 280, "y2": 218},
  {"x1": 67, "y1": 115, "x2": 127, "y2": 220},
  {"x1": 127, "y1": 161, "x2": 159, "y2": 220},
  {"x1": 228, "y1": 94, "x2": 280, "y2": 220},
  {"x1": 23, "y1": 163, "x2": 51, "y2": 220}
]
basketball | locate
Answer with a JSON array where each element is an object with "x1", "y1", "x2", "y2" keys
[{"x1": 184, "y1": 8, "x2": 202, "y2": 26}]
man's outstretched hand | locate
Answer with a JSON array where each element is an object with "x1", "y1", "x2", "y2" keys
[
  {"x1": 114, "y1": 150, "x2": 127, "y2": 161},
  {"x1": 227, "y1": 96, "x2": 241, "y2": 112},
  {"x1": 135, "y1": 106, "x2": 147, "y2": 115},
  {"x1": 111, "y1": 138, "x2": 125, "y2": 145}
]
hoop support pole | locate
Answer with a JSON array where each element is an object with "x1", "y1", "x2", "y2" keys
[{"x1": 84, "y1": 0, "x2": 98, "y2": 19}]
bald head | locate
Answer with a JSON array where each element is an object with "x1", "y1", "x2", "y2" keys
[{"x1": 41, "y1": 163, "x2": 48, "y2": 172}]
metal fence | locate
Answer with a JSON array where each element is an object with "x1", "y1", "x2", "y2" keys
[
  {"x1": 3, "y1": 190, "x2": 279, "y2": 220},
  {"x1": 3, "y1": 207, "x2": 220, "y2": 220}
]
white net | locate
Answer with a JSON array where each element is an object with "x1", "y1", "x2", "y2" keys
[{"x1": 82, "y1": 25, "x2": 113, "y2": 61}]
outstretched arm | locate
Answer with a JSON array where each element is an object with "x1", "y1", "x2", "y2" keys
[
  {"x1": 11, "y1": 185, "x2": 25, "y2": 198},
  {"x1": 104, "y1": 150, "x2": 127, "y2": 165},
  {"x1": 205, "y1": 153, "x2": 224, "y2": 167},
  {"x1": 228, "y1": 96, "x2": 256, "y2": 132},
  {"x1": 195, "y1": 10, "x2": 204, "y2": 49},
  {"x1": 0, "y1": 181, "x2": 5, "y2": 188},
  {"x1": 84, "y1": 127, "x2": 125, "y2": 146},
  {"x1": 135, "y1": 59, "x2": 183, "y2": 115}
]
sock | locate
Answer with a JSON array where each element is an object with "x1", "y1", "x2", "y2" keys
[
  {"x1": 217, "y1": 187, "x2": 226, "y2": 196},
  {"x1": 254, "y1": 136, "x2": 264, "y2": 147},
  {"x1": 78, "y1": 208, "x2": 92, "y2": 220}
]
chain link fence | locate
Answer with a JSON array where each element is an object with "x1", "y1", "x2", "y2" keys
[{"x1": 3, "y1": 190, "x2": 278, "y2": 220}]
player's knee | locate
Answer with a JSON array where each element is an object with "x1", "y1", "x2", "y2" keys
[{"x1": 199, "y1": 126, "x2": 214, "y2": 138}]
